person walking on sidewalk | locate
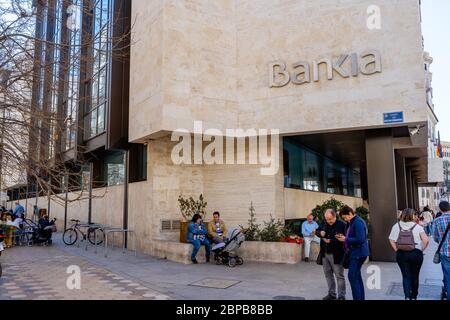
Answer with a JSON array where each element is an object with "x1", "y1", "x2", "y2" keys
[
  {"x1": 301, "y1": 214, "x2": 320, "y2": 262},
  {"x1": 389, "y1": 208, "x2": 429, "y2": 300},
  {"x1": 433, "y1": 201, "x2": 450, "y2": 300},
  {"x1": 336, "y1": 206, "x2": 370, "y2": 301},
  {"x1": 317, "y1": 209, "x2": 347, "y2": 300},
  {"x1": 421, "y1": 206, "x2": 434, "y2": 236}
]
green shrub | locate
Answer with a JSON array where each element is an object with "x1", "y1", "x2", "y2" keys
[
  {"x1": 356, "y1": 206, "x2": 371, "y2": 238},
  {"x1": 311, "y1": 198, "x2": 346, "y2": 224},
  {"x1": 241, "y1": 202, "x2": 261, "y2": 241},
  {"x1": 258, "y1": 215, "x2": 284, "y2": 242},
  {"x1": 281, "y1": 221, "x2": 299, "y2": 238}
]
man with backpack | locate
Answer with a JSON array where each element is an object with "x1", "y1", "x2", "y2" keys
[
  {"x1": 433, "y1": 201, "x2": 450, "y2": 300},
  {"x1": 389, "y1": 208, "x2": 429, "y2": 300}
]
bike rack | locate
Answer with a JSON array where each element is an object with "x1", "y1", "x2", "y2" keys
[
  {"x1": 65, "y1": 222, "x2": 137, "y2": 258},
  {"x1": 103, "y1": 227, "x2": 137, "y2": 258}
]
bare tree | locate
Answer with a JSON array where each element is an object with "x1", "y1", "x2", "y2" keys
[{"x1": 0, "y1": 0, "x2": 131, "y2": 205}]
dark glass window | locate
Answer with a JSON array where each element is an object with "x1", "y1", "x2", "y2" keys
[
  {"x1": 129, "y1": 144, "x2": 148, "y2": 183},
  {"x1": 106, "y1": 151, "x2": 125, "y2": 186},
  {"x1": 284, "y1": 137, "x2": 361, "y2": 197},
  {"x1": 91, "y1": 151, "x2": 125, "y2": 188}
]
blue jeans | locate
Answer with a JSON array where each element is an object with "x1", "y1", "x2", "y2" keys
[
  {"x1": 441, "y1": 254, "x2": 450, "y2": 296},
  {"x1": 348, "y1": 256, "x2": 367, "y2": 300},
  {"x1": 189, "y1": 239, "x2": 211, "y2": 261}
]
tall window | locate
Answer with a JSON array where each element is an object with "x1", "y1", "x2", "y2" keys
[
  {"x1": 84, "y1": 0, "x2": 110, "y2": 140},
  {"x1": 65, "y1": 0, "x2": 82, "y2": 150},
  {"x1": 49, "y1": 0, "x2": 64, "y2": 158}
]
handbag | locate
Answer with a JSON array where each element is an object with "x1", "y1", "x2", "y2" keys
[{"x1": 434, "y1": 222, "x2": 450, "y2": 264}]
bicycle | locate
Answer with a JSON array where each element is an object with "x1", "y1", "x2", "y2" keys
[{"x1": 62, "y1": 219, "x2": 105, "y2": 246}]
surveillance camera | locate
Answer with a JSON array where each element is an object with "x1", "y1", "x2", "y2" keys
[{"x1": 409, "y1": 125, "x2": 422, "y2": 136}]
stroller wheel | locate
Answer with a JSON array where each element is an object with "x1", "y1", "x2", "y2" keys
[
  {"x1": 236, "y1": 257, "x2": 244, "y2": 266},
  {"x1": 228, "y1": 257, "x2": 237, "y2": 268}
]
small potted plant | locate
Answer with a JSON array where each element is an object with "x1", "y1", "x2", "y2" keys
[{"x1": 178, "y1": 194, "x2": 208, "y2": 243}]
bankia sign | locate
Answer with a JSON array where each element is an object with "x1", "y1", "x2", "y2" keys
[{"x1": 269, "y1": 49, "x2": 382, "y2": 88}]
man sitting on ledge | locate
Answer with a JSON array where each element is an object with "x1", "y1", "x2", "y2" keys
[
  {"x1": 187, "y1": 214, "x2": 211, "y2": 264},
  {"x1": 302, "y1": 214, "x2": 320, "y2": 262},
  {"x1": 208, "y1": 211, "x2": 228, "y2": 244}
]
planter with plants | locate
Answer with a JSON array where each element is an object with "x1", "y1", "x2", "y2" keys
[
  {"x1": 282, "y1": 221, "x2": 303, "y2": 244},
  {"x1": 238, "y1": 203, "x2": 303, "y2": 264},
  {"x1": 177, "y1": 194, "x2": 208, "y2": 243}
]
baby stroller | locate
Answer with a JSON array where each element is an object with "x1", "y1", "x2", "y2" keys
[
  {"x1": 212, "y1": 228, "x2": 245, "y2": 267},
  {"x1": 26, "y1": 218, "x2": 56, "y2": 246}
]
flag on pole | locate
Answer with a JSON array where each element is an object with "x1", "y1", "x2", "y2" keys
[{"x1": 437, "y1": 131, "x2": 443, "y2": 158}]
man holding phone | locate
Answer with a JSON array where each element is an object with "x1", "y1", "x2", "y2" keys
[{"x1": 317, "y1": 209, "x2": 347, "y2": 300}]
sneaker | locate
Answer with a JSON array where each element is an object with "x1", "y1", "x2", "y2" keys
[
  {"x1": 191, "y1": 258, "x2": 198, "y2": 264},
  {"x1": 304, "y1": 258, "x2": 309, "y2": 262},
  {"x1": 322, "y1": 294, "x2": 337, "y2": 301}
]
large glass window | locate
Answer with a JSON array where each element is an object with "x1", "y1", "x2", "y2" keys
[
  {"x1": 284, "y1": 138, "x2": 361, "y2": 197},
  {"x1": 64, "y1": 0, "x2": 83, "y2": 151},
  {"x1": 105, "y1": 151, "x2": 125, "y2": 186},
  {"x1": 49, "y1": 0, "x2": 64, "y2": 158},
  {"x1": 84, "y1": 0, "x2": 110, "y2": 140}
]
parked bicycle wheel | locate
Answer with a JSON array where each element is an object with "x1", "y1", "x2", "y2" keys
[
  {"x1": 63, "y1": 228, "x2": 78, "y2": 245},
  {"x1": 87, "y1": 228, "x2": 104, "y2": 245}
]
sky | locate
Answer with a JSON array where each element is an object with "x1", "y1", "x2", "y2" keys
[{"x1": 421, "y1": 0, "x2": 450, "y2": 142}]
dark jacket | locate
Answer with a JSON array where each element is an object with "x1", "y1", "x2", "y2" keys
[
  {"x1": 187, "y1": 222, "x2": 208, "y2": 242},
  {"x1": 317, "y1": 219, "x2": 346, "y2": 264},
  {"x1": 345, "y1": 215, "x2": 370, "y2": 259}
]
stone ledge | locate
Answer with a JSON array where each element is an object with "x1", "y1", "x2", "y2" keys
[
  {"x1": 239, "y1": 241, "x2": 302, "y2": 264},
  {"x1": 151, "y1": 240, "x2": 207, "y2": 265},
  {"x1": 150, "y1": 240, "x2": 305, "y2": 265}
]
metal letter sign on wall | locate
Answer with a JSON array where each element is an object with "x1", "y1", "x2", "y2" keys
[{"x1": 269, "y1": 50, "x2": 382, "y2": 88}]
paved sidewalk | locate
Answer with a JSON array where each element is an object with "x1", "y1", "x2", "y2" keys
[
  {"x1": 0, "y1": 243, "x2": 170, "y2": 300},
  {"x1": 0, "y1": 234, "x2": 444, "y2": 300}
]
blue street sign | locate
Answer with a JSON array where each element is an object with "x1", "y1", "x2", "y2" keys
[{"x1": 383, "y1": 112, "x2": 404, "y2": 124}]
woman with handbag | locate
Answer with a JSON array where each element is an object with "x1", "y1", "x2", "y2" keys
[
  {"x1": 389, "y1": 208, "x2": 429, "y2": 300},
  {"x1": 336, "y1": 206, "x2": 370, "y2": 301}
]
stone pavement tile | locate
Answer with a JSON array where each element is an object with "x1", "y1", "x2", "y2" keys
[{"x1": 1, "y1": 245, "x2": 171, "y2": 301}]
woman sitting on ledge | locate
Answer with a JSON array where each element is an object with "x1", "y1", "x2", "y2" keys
[{"x1": 187, "y1": 214, "x2": 211, "y2": 264}]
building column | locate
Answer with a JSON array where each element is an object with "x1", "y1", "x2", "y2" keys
[
  {"x1": 413, "y1": 179, "x2": 420, "y2": 210},
  {"x1": 406, "y1": 166, "x2": 414, "y2": 208},
  {"x1": 395, "y1": 152, "x2": 408, "y2": 210},
  {"x1": 365, "y1": 130, "x2": 397, "y2": 262}
]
